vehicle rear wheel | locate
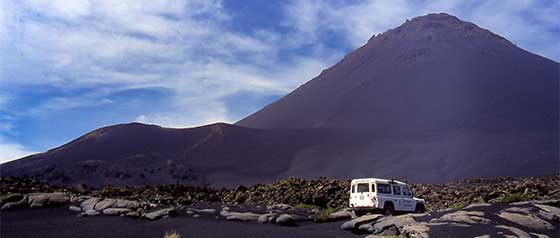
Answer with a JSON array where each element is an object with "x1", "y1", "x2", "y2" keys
[
  {"x1": 383, "y1": 203, "x2": 395, "y2": 216},
  {"x1": 352, "y1": 209, "x2": 363, "y2": 217}
]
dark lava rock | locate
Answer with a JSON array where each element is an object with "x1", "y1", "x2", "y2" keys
[{"x1": 1, "y1": 175, "x2": 558, "y2": 212}]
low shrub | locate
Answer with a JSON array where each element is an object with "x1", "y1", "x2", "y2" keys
[
  {"x1": 163, "y1": 230, "x2": 181, "y2": 238},
  {"x1": 448, "y1": 202, "x2": 465, "y2": 209},
  {"x1": 500, "y1": 193, "x2": 532, "y2": 204},
  {"x1": 294, "y1": 203, "x2": 320, "y2": 210},
  {"x1": 317, "y1": 208, "x2": 336, "y2": 222}
]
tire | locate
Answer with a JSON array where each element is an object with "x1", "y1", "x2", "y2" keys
[
  {"x1": 415, "y1": 204, "x2": 426, "y2": 213},
  {"x1": 383, "y1": 202, "x2": 395, "y2": 216},
  {"x1": 352, "y1": 209, "x2": 363, "y2": 217}
]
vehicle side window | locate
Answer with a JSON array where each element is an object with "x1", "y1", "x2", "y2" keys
[
  {"x1": 402, "y1": 186, "x2": 412, "y2": 197},
  {"x1": 351, "y1": 185, "x2": 356, "y2": 193},
  {"x1": 371, "y1": 183, "x2": 376, "y2": 193},
  {"x1": 392, "y1": 185, "x2": 401, "y2": 195},
  {"x1": 357, "y1": 183, "x2": 369, "y2": 193},
  {"x1": 377, "y1": 184, "x2": 392, "y2": 194}
]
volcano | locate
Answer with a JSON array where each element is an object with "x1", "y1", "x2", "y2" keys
[
  {"x1": 237, "y1": 13, "x2": 559, "y2": 181},
  {"x1": 1, "y1": 13, "x2": 558, "y2": 187},
  {"x1": 237, "y1": 13, "x2": 558, "y2": 132}
]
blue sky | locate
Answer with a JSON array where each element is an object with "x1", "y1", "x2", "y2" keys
[{"x1": 0, "y1": 0, "x2": 559, "y2": 163}]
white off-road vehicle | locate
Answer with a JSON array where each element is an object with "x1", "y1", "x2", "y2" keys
[{"x1": 349, "y1": 178, "x2": 425, "y2": 216}]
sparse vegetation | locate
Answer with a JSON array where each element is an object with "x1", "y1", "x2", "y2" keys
[
  {"x1": 295, "y1": 203, "x2": 320, "y2": 210},
  {"x1": 499, "y1": 193, "x2": 532, "y2": 204},
  {"x1": 473, "y1": 197, "x2": 486, "y2": 204},
  {"x1": 0, "y1": 192, "x2": 23, "y2": 206},
  {"x1": 317, "y1": 208, "x2": 336, "y2": 222},
  {"x1": 163, "y1": 230, "x2": 181, "y2": 238},
  {"x1": 448, "y1": 202, "x2": 466, "y2": 209}
]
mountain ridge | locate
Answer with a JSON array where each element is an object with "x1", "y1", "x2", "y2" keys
[{"x1": 236, "y1": 13, "x2": 558, "y2": 130}]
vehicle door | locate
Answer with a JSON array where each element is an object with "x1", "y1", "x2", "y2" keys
[
  {"x1": 355, "y1": 183, "x2": 371, "y2": 207},
  {"x1": 392, "y1": 184, "x2": 403, "y2": 210},
  {"x1": 376, "y1": 183, "x2": 392, "y2": 208},
  {"x1": 401, "y1": 185, "x2": 415, "y2": 211}
]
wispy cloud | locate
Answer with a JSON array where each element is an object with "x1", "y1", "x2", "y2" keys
[
  {"x1": 0, "y1": 136, "x2": 37, "y2": 164},
  {"x1": 284, "y1": 0, "x2": 560, "y2": 60},
  {"x1": 0, "y1": 115, "x2": 36, "y2": 163},
  {"x1": 1, "y1": 0, "x2": 341, "y2": 130},
  {"x1": 0, "y1": 0, "x2": 558, "y2": 153}
]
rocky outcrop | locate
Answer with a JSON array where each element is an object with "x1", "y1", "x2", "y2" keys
[
  {"x1": 2, "y1": 175, "x2": 559, "y2": 212},
  {"x1": 341, "y1": 214, "x2": 384, "y2": 230},
  {"x1": 84, "y1": 209, "x2": 100, "y2": 216},
  {"x1": 1, "y1": 195, "x2": 28, "y2": 210},
  {"x1": 0, "y1": 192, "x2": 69, "y2": 210},
  {"x1": 221, "y1": 210, "x2": 261, "y2": 222},
  {"x1": 187, "y1": 208, "x2": 216, "y2": 215},
  {"x1": 102, "y1": 208, "x2": 132, "y2": 215},
  {"x1": 69, "y1": 196, "x2": 161, "y2": 219},
  {"x1": 497, "y1": 207, "x2": 555, "y2": 231},
  {"x1": 143, "y1": 208, "x2": 177, "y2": 220},
  {"x1": 430, "y1": 210, "x2": 492, "y2": 224},
  {"x1": 221, "y1": 178, "x2": 349, "y2": 208},
  {"x1": 275, "y1": 214, "x2": 310, "y2": 226},
  {"x1": 266, "y1": 203, "x2": 294, "y2": 210},
  {"x1": 0, "y1": 193, "x2": 24, "y2": 205},
  {"x1": 258, "y1": 213, "x2": 277, "y2": 223},
  {"x1": 28, "y1": 192, "x2": 69, "y2": 208},
  {"x1": 328, "y1": 209, "x2": 353, "y2": 221},
  {"x1": 68, "y1": 206, "x2": 81, "y2": 212},
  {"x1": 340, "y1": 200, "x2": 560, "y2": 237},
  {"x1": 410, "y1": 175, "x2": 560, "y2": 210},
  {"x1": 80, "y1": 197, "x2": 101, "y2": 212}
]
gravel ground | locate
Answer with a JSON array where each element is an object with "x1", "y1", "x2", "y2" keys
[{"x1": 0, "y1": 207, "x2": 358, "y2": 238}]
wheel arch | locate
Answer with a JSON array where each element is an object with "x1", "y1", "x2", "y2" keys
[{"x1": 383, "y1": 200, "x2": 394, "y2": 209}]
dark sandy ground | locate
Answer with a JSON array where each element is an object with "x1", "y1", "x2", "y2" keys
[
  {"x1": 0, "y1": 207, "x2": 357, "y2": 238},
  {"x1": 2, "y1": 203, "x2": 559, "y2": 238}
]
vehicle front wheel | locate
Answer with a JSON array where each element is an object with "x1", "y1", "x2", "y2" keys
[
  {"x1": 415, "y1": 204, "x2": 426, "y2": 213},
  {"x1": 383, "y1": 203, "x2": 395, "y2": 216}
]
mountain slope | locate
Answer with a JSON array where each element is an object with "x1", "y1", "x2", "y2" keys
[
  {"x1": 236, "y1": 13, "x2": 559, "y2": 180},
  {"x1": 237, "y1": 13, "x2": 558, "y2": 131},
  {"x1": 0, "y1": 123, "x2": 335, "y2": 187}
]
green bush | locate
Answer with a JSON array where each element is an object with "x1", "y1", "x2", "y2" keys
[
  {"x1": 163, "y1": 230, "x2": 181, "y2": 238},
  {"x1": 448, "y1": 202, "x2": 465, "y2": 209},
  {"x1": 500, "y1": 193, "x2": 532, "y2": 204},
  {"x1": 317, "y1": 208, "x2": 336, "y2": 222},
  {"x1": 473, "y1": 197, "x2": 486, "y2": 204},
  {"x1": 294, "y1": 203, "x2": 320, "y2": 210}
]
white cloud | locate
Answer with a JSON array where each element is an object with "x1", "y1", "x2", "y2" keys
[
  {"x1": 283, "y1": 0, "x2": 560, "y2": 60},
  {"x1": 0, "y1": 136, "x2": 37, "y2": 164},
  {"x1": 134, "y1": 101, "x2": 228, "y2": 128},
  {"x1": 1, "y1": 0, "x2": 558, "y2": 139},
  {"x1": 0, "y1": 0, "x2": 341, "y2": 129},
  {"x1": 284, "y1": 0, "x2": 413, "y2": 47},
  {"x1": 25, "y1": 0, "x2": 92, "y2": 20}
]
